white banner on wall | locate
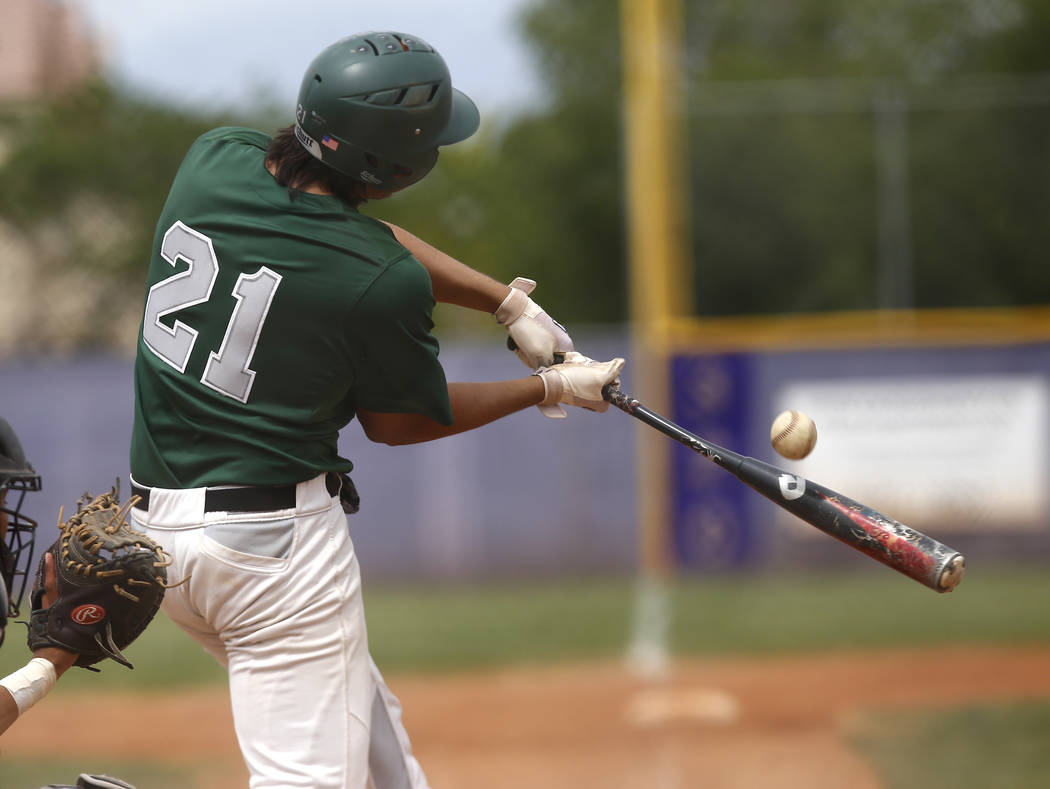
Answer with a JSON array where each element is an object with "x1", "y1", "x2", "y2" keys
[{"x1": 773, "y1": 375, "x2": 1049, "y2": 535}]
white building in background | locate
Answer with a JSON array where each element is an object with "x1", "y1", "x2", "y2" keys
[{"x1": 0, "y1": 0, "x2": 97, "y2": 101}]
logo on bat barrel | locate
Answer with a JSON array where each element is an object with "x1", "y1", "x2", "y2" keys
[
  {"x1": 71, "y1": 604, "x2": 106, "y2": 625},
  {"x1": 778, "y1": 474, "x2": 806, "y2": 501}
]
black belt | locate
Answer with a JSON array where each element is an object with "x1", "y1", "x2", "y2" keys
[{"x1": 131, "y1": 473, "x2": 343, "y2": 514}]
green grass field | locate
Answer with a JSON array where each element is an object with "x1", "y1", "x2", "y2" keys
[
  {"x1": 852, "y1": 701, "x2": 1050, "y2": 789},
  {"x1": 3, "y1": 561, "x2": 1048, "y2": 787},
  {"x1": 1, "y1": 760, "x2": 193, "y2": 789},
  {"x1": 2, "y1": 560, "x2": 1047, "y2": 686}
]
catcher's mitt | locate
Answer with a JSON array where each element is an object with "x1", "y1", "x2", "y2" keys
[{"x1": 27, "y1": 485, "x2": 170, "y2": 670}]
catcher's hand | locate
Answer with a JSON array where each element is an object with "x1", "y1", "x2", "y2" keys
[{"x1": 27, "y1": 486, "x2": 170, "y2": 671}]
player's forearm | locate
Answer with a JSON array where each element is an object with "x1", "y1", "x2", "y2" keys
[
  {"x1": 358, "y1": 378, "x2": 545, "y2": 445},
  {"x1": 443, "y1": 379, "x2": 547, "y2": 435},
  {"x1": 382, "y1": 222, "x2": 510, "y2": 311},
  {"x1": 0, "y1": 686, "x2": 17, "y2": 735}
]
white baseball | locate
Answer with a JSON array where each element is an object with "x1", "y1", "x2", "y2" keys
[{"x1": 770, "y1": 410, "x2": 817, "y2": 460}]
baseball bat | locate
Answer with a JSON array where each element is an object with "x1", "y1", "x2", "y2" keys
[{"x1": 603, "y1": 385, "x2": 965, "y2": 593}]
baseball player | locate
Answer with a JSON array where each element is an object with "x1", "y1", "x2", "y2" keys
[
  {"x1": 0, "y1": 416, "x2": 77, "y2": 736},
  {"x1": 0, "y1": 418, "x2": 144, "y2": 789},
  {"x1": 127, "y1": 30, "x2": 624, "y2": 789}
]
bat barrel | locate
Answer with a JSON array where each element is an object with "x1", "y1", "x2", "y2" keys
[
  {"x1": 603, "y1": 384, "x2": 966, "y2": 593},
  {"x1": 764, "y1": 468, "x2": 967, "y2": 593}
]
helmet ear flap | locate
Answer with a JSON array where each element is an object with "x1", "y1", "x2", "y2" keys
[
  {"x1": 326, "y1": 138, "x2": 437, "y2": 191},
  {"x1": 388, "y1": 149, "x2": 438, "y2": 189}
]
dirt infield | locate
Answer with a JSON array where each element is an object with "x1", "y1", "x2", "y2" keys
[{"x1": 5, "y1": 644, "x2": 1050, "y2": 788}]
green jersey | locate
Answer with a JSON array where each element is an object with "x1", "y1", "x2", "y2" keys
[{"x1": 131, "y1": 127, "x2": 452, "y2": 488}]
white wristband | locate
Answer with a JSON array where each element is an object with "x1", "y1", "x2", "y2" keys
[
  {"x1": 533, "y1": 369, "x2": 568, "y2": 419},
  {"x1": 0, "y1": 657, "x2": 57, "y2": 714},
  {"x1": 494, "y1": 277, "x2": 536, "y2": 324}
]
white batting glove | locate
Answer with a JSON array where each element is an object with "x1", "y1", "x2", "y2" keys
[
  {"x1": 534, "y1": 352, "x2": 625, "y2": 415},
  {"x1": 495, "y1": 277, "x2": 575, "y2": 369}
]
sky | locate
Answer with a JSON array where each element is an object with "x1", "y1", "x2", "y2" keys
[{"x1": 69, "y1": 0, "x2": 543, "y2": 123}]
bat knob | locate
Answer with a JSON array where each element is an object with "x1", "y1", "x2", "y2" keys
[
  {"x1": 936, "y1": 554, "x2": 966, "y2": 593},
  {"x1": 507, "y1": 337, "x2": 565, "y2": 366}
]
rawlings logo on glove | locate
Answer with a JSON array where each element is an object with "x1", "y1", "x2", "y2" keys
[{"x1": 26, "y1": 485, "x2": 173, "y2": 670}]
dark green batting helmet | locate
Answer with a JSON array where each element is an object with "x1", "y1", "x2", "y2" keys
[{"x1": 294, "y1": 31, "x2": 480, "y2": 190}]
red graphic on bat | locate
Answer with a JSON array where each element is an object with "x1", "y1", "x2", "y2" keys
[{"x1": 817, "y1": 493, "x2": 934, "y2": 576}]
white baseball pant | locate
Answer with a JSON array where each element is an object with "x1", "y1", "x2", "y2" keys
[{"x1": 130, "y1": 472, "x2": 429, "y2": 789}]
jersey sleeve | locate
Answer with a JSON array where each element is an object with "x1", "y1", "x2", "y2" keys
[{"x1": 348, "y1": 256, "x2": 453, "y2": 425}]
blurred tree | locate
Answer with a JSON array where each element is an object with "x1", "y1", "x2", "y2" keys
[
  {"x1": 0, "y1": 82, "x2": 239, "y2": 353},
  {"x1": 683, "y1": 0, "x2": 1050, "y2": 315},
  {"x1": 3, "y1": 0, "x2": 1050, "y2": 355},
  {"x1": 368, "y1": 0, "x2": 627, "y2": 329},
  {"x1": 404, "y1": 0, "x2": 1050, "y2": 322},
  {"x1": 0, "y1": 81, "x2": 234, "y2": 277}
]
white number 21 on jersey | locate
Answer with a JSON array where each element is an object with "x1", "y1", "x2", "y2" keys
[{"x1": 142, "y1": 221, "x2": 282, "y2": 403}]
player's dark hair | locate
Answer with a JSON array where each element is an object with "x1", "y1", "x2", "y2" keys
[{"x1": 266, "y1": 126, "x2": 369, "y2": 207}]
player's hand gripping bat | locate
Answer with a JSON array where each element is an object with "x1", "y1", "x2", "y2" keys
[{"x1": 603, "y1": 385, "x2": 965, "y2": 593}]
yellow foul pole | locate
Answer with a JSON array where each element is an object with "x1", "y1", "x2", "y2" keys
[{"x1": 619, "y1": 0, "x2": 692, "y2": 672}]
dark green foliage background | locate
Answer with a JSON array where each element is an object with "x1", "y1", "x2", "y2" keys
[{"x1": 5, "y1": 0, "x2": 1048, "y2": 346}]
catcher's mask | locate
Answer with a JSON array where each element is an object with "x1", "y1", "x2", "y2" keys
[
  {"x1": 293, "y1": 31, "x2": 480, "y2": 190},
  {"x1": 0, "y1": 417, "x2": 42, "y2": 637}
]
